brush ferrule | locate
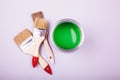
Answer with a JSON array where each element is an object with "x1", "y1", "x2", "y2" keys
[
  {"x1": 19, "y1": 36, "x2": 34, "y2": 52},
  {"x1": 33, "y1": 28, "x2": 46, "y2": 37}
]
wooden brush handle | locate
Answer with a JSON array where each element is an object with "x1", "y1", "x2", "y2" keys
[
  {"x1": 44, "y1": 39, "x2": 54, "y2": 64},
  {"x1": 38, "y1": 55, "x2": 48, "y2": 69},
  {"x1": 33, "y1": 36, "x2": 45, "y2": 57},
  {"x1": 22, "y1": 41, "x2": 48, "y2": 69},
  {"x1": 32, "y1": 36, "x2": 45, "y2": 67},
  {"x1": 39, "y1": 54, "x2": 52, "y2": 75}
]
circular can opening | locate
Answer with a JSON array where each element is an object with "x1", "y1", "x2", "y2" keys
[{"x1": 51, "y1": 19, "x2": 84, "y2": 52}]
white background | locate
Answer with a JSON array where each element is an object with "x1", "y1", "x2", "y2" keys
[{"x1": 0, "y1": 0, "x2": 120, "y2": 80}]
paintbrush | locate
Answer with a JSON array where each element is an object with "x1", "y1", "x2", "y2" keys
[
  {"x1": 32, "y1": 18, "x2": 48, "y2": 67},
  {"x1": 14, "y1": 29, "x2": 52, "y2": 74},
  {"x1": 32, "y1": 11, "x2": 54, "y2": 64}
]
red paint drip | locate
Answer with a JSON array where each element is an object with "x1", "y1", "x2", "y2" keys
[
  {"x1": 44, "y1": 65, "x2": 52, "y2": 75},
  {"x1": 32, "y1": 56, "x2": 39, "y2": 68}
]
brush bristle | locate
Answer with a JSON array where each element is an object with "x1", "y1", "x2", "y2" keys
[
  {"x1": 34, "y1": 18, "x2": 48, "y2": 30},
  {"x1": 32, "y1": 11, "x2": 43, "y2": 22},
  {"x1": 14, "y1": 29, "x2": 32, "y2": 46}
]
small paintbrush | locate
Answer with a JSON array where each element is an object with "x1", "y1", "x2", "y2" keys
[
  {"x1": 31, "y1": 11, "x2": 55, "y2": 64},
  {"x1": 32, "y1": 18, "x2": 48, "y2": 67}
]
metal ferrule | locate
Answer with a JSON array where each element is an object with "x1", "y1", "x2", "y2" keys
[
  {"x1": 19, "y1": 36, "x2": 34, "y2": 52},
  {"x1": 33, "y1": 28, "x2": 46, "y2": 37}
]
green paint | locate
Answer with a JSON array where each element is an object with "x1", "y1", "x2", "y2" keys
[{"x1": 53, "y1": 21, "x2": 82, "y2": 50}]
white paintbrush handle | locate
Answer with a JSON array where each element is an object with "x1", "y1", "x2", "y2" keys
[{"x1": 44, "y1": 39, "x2": 54, "y2": 64}]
